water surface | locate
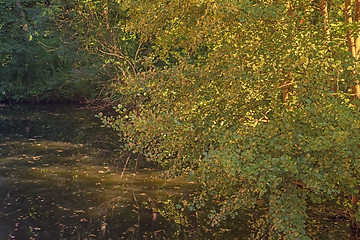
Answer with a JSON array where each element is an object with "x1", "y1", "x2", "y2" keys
[{"x1": 0, "y1": 104, "x2": 193, "y2": 240}]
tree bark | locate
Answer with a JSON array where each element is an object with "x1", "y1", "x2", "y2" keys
[
  {"x1": 320, "y1": 0, "x2": 328, "y2": 31},
  {"x1": 345, "y1": 0, "x2": 356, "y2": 58},
  {"x1": 354, "y1": 0, "x2": 360, "y2": 58}
]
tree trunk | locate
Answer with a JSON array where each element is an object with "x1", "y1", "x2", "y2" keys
[
  {"x1": 351, "y1": 81, "x2": 360, "y2": 100},
  {"x1": 344, "y1": 1, "x2": 360, "y2": 100},
  {"x1": 345, "y1": 0, "x2": 356, "y2": 58},
  {"x1": 320, "y1": 0, "x2": 328, "y2": 31},
  {"x1": 354, "y1": 0, "x2": 360, "y2": 57}
]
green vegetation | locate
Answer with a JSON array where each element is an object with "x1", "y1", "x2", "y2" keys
[
  {"x1": 2, "y1": 0, "x2": 360, "y2": 238},
  {"x1": 0, "y1": 0, "x2": 101, "y2": 102}
]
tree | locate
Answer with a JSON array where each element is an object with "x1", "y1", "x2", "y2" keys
[
  {"x1": 93, "y1": 0, "x2": 360, "y2": 238},
  {"x1": 65, "y1": 0, "x2": 146, "y2": 107},
  {"x1": 0, "y1": 0, "x2": 99, "y2": 102}
]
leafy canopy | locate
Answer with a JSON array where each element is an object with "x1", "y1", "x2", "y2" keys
[{"x1": 93, "y1": 0, "x2": 360, "y2": 238}]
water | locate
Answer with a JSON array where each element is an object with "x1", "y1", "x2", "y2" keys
[
  {"x1": 0, "y1": 104, "x2": 353, "y2": 240},
  {"x1": 0, "y1": 104, "x2": 196, "y2": 239}
]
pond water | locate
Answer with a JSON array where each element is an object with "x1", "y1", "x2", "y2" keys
[
  {"x1": 0, "y1": 104, "x2": 354, "y2": 240},
  {"x1": 0, "y1": 104, "x2": 199, "y2": 240}
]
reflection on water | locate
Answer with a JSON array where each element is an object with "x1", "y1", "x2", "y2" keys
[{"x1": 0, "y1": 104, "x2": 196, "y2": 239}]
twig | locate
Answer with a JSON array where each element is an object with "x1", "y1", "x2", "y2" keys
[{"x1": 120, "y1": 154, "x2": 131, "y2": 178}]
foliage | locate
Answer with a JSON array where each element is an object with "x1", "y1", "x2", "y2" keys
[
  {"x1": 97, "y1": 0, "x2": 360, "y2": 239},
  {"x1": 64, "y1": 0, "x2": 147, "y2": 107},
  {"x1": 0, "y1": 0, "x2": 99, "y2": 102}
]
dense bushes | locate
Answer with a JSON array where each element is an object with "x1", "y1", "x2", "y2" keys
[
  {"x1": 96, "y1": 1, "x2": 360, "y2": 239},
  {"x1": 0, "y1": 0, "x2": 101, "y2": 102}
]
